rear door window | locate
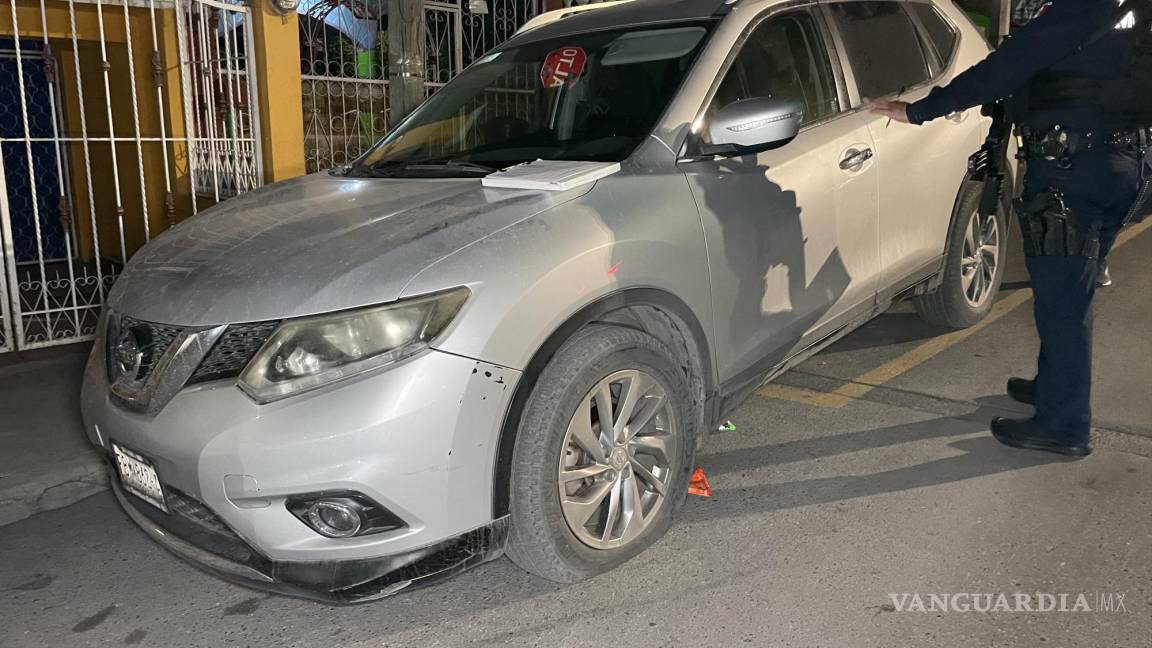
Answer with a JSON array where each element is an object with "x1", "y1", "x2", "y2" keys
[
  {"x1": 906, "y1": 2, "x2": 960, "y2": 71},
  {"x1": 828, "y1": 1, "x2": 932, "y2": 99}
]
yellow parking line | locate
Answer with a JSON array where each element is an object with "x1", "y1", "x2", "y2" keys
[
  {"x1": 757, "y1": 217, "x2": 1152, "y2": 408},
  {"x1": 1113, "y1": 214, "x2": 1152, "y2": 248},
  {"x1": 757, "y1": 383, "x2": 853, "y2": 408},
  {"x1": 831, "y1": 288, "x2": 1034, "y2": 402}
]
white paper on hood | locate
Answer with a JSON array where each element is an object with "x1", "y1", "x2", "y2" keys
[{"x1": 481, "y1": 159, "x2": 621, "y2": 191}]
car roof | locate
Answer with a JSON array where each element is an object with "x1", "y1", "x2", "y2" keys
[{"x1": 507, "y1": 0, "x2": 736, "y2": 45}]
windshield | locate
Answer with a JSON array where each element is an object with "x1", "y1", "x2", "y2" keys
[{"x1": 346, "y1": 24, "x2": 712, "y2": 178}]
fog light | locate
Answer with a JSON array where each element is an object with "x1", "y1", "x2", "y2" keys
[
  {"x1": 306, "y1": 500, "x2": 363, "y2": 538},
  {"x1": 286, "y1": 491, "x2": 406, "y2": 539}
]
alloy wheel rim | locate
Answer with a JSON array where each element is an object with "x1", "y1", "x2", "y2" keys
[
  {"x1": 557, "y1": 369, "x2": 678, "y2": 550},
  {"x1": 960, "y1": 209, "x2": 1000, "y2": 308}
]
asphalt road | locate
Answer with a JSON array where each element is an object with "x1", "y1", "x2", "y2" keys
[{"x1": 2, "y1": 224, "x2": 1151, "y2": 648}]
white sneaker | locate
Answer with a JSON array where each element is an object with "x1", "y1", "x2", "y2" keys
[{"x1": 1097, "y1": 260, "x2": 1113, "y2": 287}]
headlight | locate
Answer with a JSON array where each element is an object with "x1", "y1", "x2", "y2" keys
[{"x1": 239, "y1": 287, "x2": 469, "y2": 402}]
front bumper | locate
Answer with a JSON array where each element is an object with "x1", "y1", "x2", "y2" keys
[
  {"x1": 82, "y1": 325, "x2": 521, "y2": 598},
  {"x1": 110, "y1": 470, "x2": 508, "y2": 604}
]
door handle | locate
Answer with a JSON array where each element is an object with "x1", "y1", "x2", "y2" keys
[{"x1": 839, "y1": 147, "x2": 873, "y2": 170}]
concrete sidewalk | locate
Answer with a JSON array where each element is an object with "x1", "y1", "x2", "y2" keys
[{"x1": 0, "y1": 346, "x2": 104, "y2": 527}]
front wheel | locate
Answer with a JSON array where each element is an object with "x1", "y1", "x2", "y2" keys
[
  {"x1": 505, "y1": 324, "x2": 696, "y2": 583},
  {"x1": 914, "y1": 181, "x2": 1008, "y2": 328}
]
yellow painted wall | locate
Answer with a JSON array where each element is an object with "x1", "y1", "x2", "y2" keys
[
  {"x1": 2, "y1": 0, "x2": 306, "y2": 265},
  {"x1": 3, "y1": 0, "x2": 186, "y2": 263},
  {"x1": 250, "y1": 4, "x2": 306, "y2": 183},
  {"x1": 1, "y1": 0, "x2": 130, "y2": 42}
]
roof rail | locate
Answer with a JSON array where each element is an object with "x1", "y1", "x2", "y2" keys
[{"x1": 514, "y1": 0, "x2": 637, "y2": 36}]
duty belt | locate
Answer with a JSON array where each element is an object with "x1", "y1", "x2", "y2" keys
[{"x1": 1020, "y1": 125, "x2": 1152, "y2": 165}]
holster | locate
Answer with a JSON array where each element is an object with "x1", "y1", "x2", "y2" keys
[
  {"x1": 1124, "y1": 146, "x2": 1152, "y2": 226},
  {"x1": 1014, "y1": 190, "x2": 1101, "y2": 259}
]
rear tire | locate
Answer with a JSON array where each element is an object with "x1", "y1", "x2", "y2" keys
[
  {"x1": 914, "y1": 181, "x2": 1008, "y2": 328},
  {"x1": 505, "y1": 324, "x2": 696, "y2": 583}
]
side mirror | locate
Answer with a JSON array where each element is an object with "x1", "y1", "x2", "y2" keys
[{"x1": 704, "y1": 97, "x2": 803, "y2": 156}]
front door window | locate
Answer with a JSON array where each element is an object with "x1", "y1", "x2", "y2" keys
[{"x1": 709, "y1": 11, "x2": 841, "y2": 130}]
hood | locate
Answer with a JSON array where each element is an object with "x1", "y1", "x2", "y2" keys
[{"x1": 109, "y1": 173, "x2": 587, "y2": 325}]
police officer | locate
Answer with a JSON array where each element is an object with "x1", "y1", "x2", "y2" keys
[
  {"x1": 1012, "y1": 0, "x2": 1117, "y2": 287},
  {"x1": 871, "y1": 0, "x2": 1151, "y2": 457}
]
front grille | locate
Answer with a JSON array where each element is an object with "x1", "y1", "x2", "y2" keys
[
  {"x1": 116, "y1": 316, "x2": 184, "y2": 381},
  {"x1": 187, "y1": 321, "x2": 279, "y2": 385}
]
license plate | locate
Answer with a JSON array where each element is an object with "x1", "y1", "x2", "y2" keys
[{"x1": 112, "y1": 443, "x2": 168, "y2": 512}]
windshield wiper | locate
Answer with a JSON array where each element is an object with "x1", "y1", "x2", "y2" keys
[
  {"x1": 338, "y1": 159, "x2": 405, "y2": 178},
  {"x1": 346, "y1": 158, "x2": 498, "y2": 178},
  {"x1": 401, "y1": 160, "x2": 499, "y2": 175}
]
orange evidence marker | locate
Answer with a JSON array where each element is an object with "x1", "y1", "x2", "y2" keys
[{"x1": 688, "y1": 467, "x2": 713, "y2": 497}]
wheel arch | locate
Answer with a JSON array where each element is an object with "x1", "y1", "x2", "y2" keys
[
  {"x1": 934, "y1": 164, "x2": 1015, "y2": 289},
  {"x1": 491, "y1": 287, "x2": 715, "y2": 518}
]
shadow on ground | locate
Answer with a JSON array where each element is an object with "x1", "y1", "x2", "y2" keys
[
  {"x1": 684, "y1": 399, "x2": 1063, "y2": 523},
  {"x1": 817, "y1": 312, "x2": 952, "y2": 354},
  {"x1": 221, "y1": 398, "x2": 1059, "y2": 631},
  {"x1": 0, "y1": 395, "x2": 1069, "y2": 647}
]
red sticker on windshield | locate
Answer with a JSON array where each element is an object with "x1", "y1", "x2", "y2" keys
[{"x1": 540, "y1": 47, "x2": 587, "y2": 88}]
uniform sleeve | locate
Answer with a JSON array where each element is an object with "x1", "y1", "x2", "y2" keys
[{"x1": 906, "y1": 0, "x2": 1117, "y2": 125}]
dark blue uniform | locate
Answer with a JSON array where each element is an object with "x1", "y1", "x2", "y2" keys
[
  {"x1": 908, "y1": 0, "x2": 1136, "y2": 132},
  {"x1": 906, "y1": 0, "x2": 1145, "y2": 449}
]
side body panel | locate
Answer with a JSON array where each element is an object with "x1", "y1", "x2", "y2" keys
[
  {"x1": 665, "y1": 0, "x2": 882, "y2": 383},
  {"x1": 823, "y1": 0, "x2": 993, "y2": 288},
  {"x1": 680, "y1": 112, "x2": 880, "y2": 381},
  {"x1": 401, "y1": 165, "x2": 714, "y2": 376}
]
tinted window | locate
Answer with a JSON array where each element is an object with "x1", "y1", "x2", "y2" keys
[
  {"x1": 711, "y1": 11, "x2": 840, "y2": 127},
  {"x1": 907, "y1": 2, "x2": 959, "y2": 68},
  {"x1": 829, "y1": 1, "x2": 931, "y2": 99}
]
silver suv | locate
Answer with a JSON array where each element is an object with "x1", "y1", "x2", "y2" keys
[{"x1": 82, "y1": 0, "x2": 1005, "y2": 603}]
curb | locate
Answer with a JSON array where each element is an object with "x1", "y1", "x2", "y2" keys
[
  {"x1": 0, "y1": 451, "x2": 108, "y2": 528},
  {"x1": 1094, "y1": 426, "x2": 1152, "y2": 459}
]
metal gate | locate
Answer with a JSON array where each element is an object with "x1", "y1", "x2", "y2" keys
[
  {"x1": 0, "y1": 0, "x2": 261, "y2": 352},
  {"x1": 300, "y1": 0, "x2": 536, "y2": 173}
]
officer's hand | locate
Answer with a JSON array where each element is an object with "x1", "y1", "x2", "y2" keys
[{"x1": 868, "y1": 100, "x2": 911, "y2": 124}]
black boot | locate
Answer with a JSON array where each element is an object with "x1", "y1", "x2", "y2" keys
[
  {"x1": 1097, "y1": 259, "x2": 1112, "y2": 287},
  {"x1": 990, "y1": 417, "x2": 1092, "y2": 458},
  {"x1": 1007, "y1": 377, "x2": 1035, "y2": 405}
]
